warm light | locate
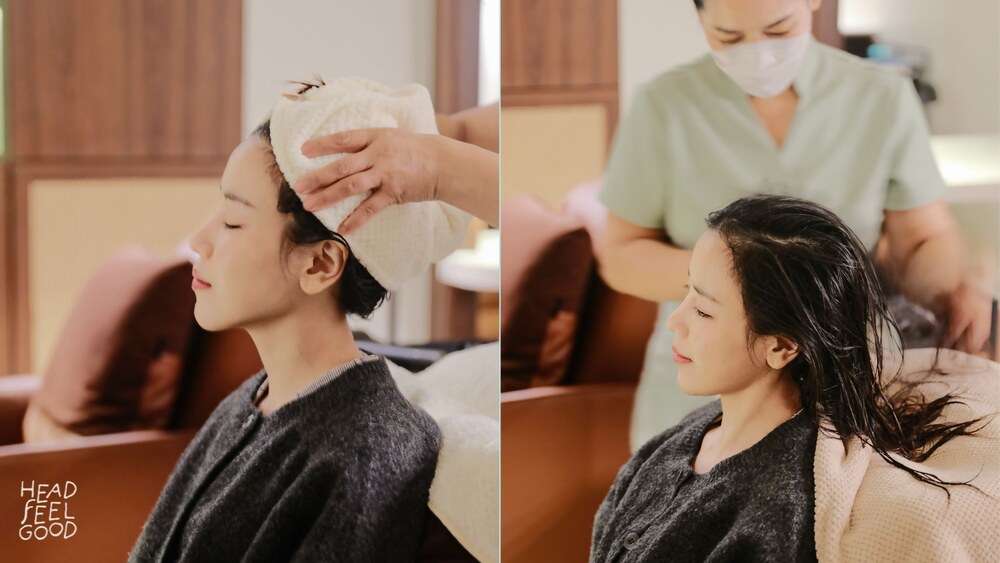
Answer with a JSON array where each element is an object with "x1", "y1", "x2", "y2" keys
[{"x1": 838, "y1": 0, "x2": 883, "y2": 35}]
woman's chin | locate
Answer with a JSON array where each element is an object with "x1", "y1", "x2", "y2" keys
[
  {"x1": 193, "y1": 307, "x2": 231, "y2": 333},
  {"x1": 676, "y1": 367, "x2": 715, "y2": 396}
]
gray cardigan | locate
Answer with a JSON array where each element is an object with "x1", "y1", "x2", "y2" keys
[
  {"x1": 591, "y1": 400, "x2": 818, "y2": 562},
  {"x1": 129, "y1": 356, "x2": 440, "y2": 562}
]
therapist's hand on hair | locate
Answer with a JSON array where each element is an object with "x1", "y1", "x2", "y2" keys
[{"x1": 293, "y1": 104, "x2": 498, "y2": 234}]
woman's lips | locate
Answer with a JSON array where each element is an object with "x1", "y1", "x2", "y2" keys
[
  {"x1": 672, "y1": 346, "x2": 692, "y2": 364},
  {"x1": 191, "y1": 269, "x2": 212, "y2": 290}
]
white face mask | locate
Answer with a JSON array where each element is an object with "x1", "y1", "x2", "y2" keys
[{"x1": 710, "y1": 33, "x2": 811, "y2": 98}]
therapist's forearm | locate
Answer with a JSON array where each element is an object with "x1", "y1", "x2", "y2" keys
[
  {"x1": 897, "y1": 230, "x2": 964, "y2": 307},
  {"x1": 598, "y1": 238, "x2": 693, "y2": 303},
  {"x1": 434, "y1": 135, "x2": 499, "y2": 227}
]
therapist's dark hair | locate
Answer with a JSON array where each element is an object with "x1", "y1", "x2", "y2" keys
[
  {"x1": 249, "y1": 81, "x2": 387, "y2": 318},
  {"x1": 706, "y1": 195, "x2": 990, "y2": 498}
]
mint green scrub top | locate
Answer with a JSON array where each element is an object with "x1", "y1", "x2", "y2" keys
[{"x1": 599, "y1": 36, "x2": 947, "y2": 451}]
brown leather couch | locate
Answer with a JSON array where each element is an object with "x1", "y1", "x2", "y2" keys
[
  {"x1": 501, "y1": 180, "x2": 657, "y2": 563},
  {"x1": 0, "y1": 322, "x2": 262, "y2": 561},
  {"x1": 0, "y1": 246, "x2": 473, "y2": 562}
]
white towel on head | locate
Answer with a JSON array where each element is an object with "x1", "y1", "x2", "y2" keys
[{"x1": 268, "y1": 77, "x2": 470, "y2": 291}]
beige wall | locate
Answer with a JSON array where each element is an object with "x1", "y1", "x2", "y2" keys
[
  {"x1": 28, "y1": 178, "x2": 219, "y2": 372},
  {"x1": 500, "y1": 105, "x2": 608, "y2": 209},
  {"x1": 243, "y1": 0, "x2": 437, "y2": 135}
]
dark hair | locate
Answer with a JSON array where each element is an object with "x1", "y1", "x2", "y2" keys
[
  {"x1": 249, "y1": 80, "x2": 387, "y2": 318},
  {"x1": 693, "y1": 0, "x2": 809, "y2": 10},
  {"x1": 706, "y1": 194, "x2": 990, "y2": 497}
]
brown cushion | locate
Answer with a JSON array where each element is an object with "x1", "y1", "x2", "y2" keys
[
  {"x1": 23, "y1": 246, "x2": 197, "y2": 441},
  {"x1": 563, "y1": 180, "x2": 658, "y2": 385},
  {"x1": 501, "y1": 196, "x2": 593, "y2": 391}
]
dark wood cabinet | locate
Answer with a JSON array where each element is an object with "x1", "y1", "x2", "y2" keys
[
  {"x1": 8, "y1": 0, "x2": 241, "y2": 161},
  {"x1": 502, "y1": 0, "x2": 617, "y2": 91},
  {"x1": 501, "y1": 0, "x2": 619, "y2": 141},
  {"x1": 2, "y1": 0, "x2": 242, "y2": 374}
]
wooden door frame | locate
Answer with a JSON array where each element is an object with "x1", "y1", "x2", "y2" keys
[{"x1": 435, "y1": 0, "x2": 481, "y2": 114}]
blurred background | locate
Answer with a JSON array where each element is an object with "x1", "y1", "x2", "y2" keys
[
  {"x1": 0, "y1": 0, "x2": 500, "y2": 378},
  {"x1": 500, "y1": 1, "x2": 998, "y2": 561}
]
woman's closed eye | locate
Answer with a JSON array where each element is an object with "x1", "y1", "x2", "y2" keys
[
  {"x1": 683, "y1": 284, "x2": 712, "y2": 318},
  {"x1": 223, "y1": 222, "x2": 241, "y2": 230},
  {"x1": 719, "y1": 31, "x2": 790, "y2": 45}
]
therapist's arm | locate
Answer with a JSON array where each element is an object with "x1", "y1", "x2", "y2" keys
[
  {"x1": 297, "y1": 129, "x2": 498, "y2": 231},
  {"x1": 436, "y1": 103, "x2": 499, "y2": 153},
  {"x1": 883, "y1": 199, "x2": 994, "y2": 352},
  {"x1": 596, "y1": 211, "x2": 692, "y2": 303}
]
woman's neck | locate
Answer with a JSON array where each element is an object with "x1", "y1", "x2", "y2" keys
[
  {"x1": 713, "y1": 372, "x2": 802, "y2": 459},
  {"x1": 245, "y1": 302, "x2": 361, "y2": 414}
]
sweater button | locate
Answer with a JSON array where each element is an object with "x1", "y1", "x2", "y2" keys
[
  {"x1": 242, "y1": 414, "x2": 255, "y2": 428},
  {"x1": 623, "y1": 531, "x2": 640, "y2": 550}
]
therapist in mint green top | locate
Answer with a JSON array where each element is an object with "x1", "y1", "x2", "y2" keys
[{"x1": 598, "y1": 0, "x2": 994, "y2": 451}]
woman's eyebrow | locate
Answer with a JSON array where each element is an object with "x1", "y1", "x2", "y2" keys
[
  {"x1": 219, "y1": 184, "x2": 256, "y2": 209},
  {"x1": 764, "y1": 13, "x2": 793, "y2": 30},
  {"x1": 716, "y1": 13, "x2": 792, "y2": 35},
  {"x1": 687, "y1": 270, "x2": 721, "y2": 304},
  {"x1": 692, "y1": 284, "x2": 721, "y2": 304}
]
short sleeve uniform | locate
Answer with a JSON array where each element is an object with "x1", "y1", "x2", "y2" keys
[{"x1": 600, "y1": 36, "x2": 948, "y2": 450}]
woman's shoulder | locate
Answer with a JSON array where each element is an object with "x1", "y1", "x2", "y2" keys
[{"x1": 310, "y1": 358, "x2": 442, "y2": 459}]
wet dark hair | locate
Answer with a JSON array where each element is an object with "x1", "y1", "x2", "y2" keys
[
  {"x1": 249, "y1": 80, "x2": 387, "y2": 318},
  {"x1": 706, "y1": 194, "x2": 991, "y2": 497}
]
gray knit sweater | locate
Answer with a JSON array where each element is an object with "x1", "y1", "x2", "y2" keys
[
  {"x1": 591, "y1": 400, "x2": 818, "y2": 563},
  {"x1": 129, "y1": 356, "x2": 440, "y2": 562}
]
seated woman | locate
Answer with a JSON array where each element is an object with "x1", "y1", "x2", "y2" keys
[
  {"x1": 129, "y1": 78, "x2": 469, "y2": 561},
  {"x1": 590, "y1": 195, "x2": 992, "y2": 562}
]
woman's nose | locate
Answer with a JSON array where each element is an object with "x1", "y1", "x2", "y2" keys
[
  {"x1": 665, "y1": 305, "x2": 683, "y2": 334},
  {"x1": 188, "y1": 214, "x2": 214, "y2": 260}
]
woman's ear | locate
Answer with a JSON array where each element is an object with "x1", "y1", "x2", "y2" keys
[
  {"x1": 298, "y1": 240, "x2": 349, "y2": 295},
  {"x1": 765, "y1": 335, "x2": 800, "y2": 371}
]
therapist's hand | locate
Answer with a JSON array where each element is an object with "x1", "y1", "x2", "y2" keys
[
  {"x1": 295, "y1": 128, "x2": 442, "y2": 234},
  {"x1": 943, "y1": 281, "x2": 994, "y2": 354}
]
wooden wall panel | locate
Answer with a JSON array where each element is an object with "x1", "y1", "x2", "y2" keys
[
  {"x1": 435, "y1": 0, "x2": 480, "y2": 114},
  {"x1": 1, "y1": 164, "x2": 8, "y2": 371},
  {"x1": 8, "y1": 0, "x2": 241, "y2": 161},
  {"x1": 9, "y1": 0, "x2": 130, "y2": 158},
  {"x1": 3, "y1": 0, "x2": 241, "y2": 374},
  {"x1": 501, "y1": 0, "x2": 619, "y2": 173},
  {"x1": 502, "y1": 0, "x2": 617, "y2": 92}
]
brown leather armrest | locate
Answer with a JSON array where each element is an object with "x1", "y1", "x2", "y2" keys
[
  {"x1": 501, "y1": 384, "x2": 635, "y2": 563},
  {"x1": 0, "y1": 429, "x2": 195, "y2": 562},
  {"x1": 0, "y1": 374, "x2": 42, "y2": 445}
]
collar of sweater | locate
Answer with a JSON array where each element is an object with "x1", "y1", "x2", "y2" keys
[
  {"x1": 238, "y1": 356, "x2": 394, "y2": 426},
  {"x1": 674, "y1": 400, "x2": 814, "y2": 478}
]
